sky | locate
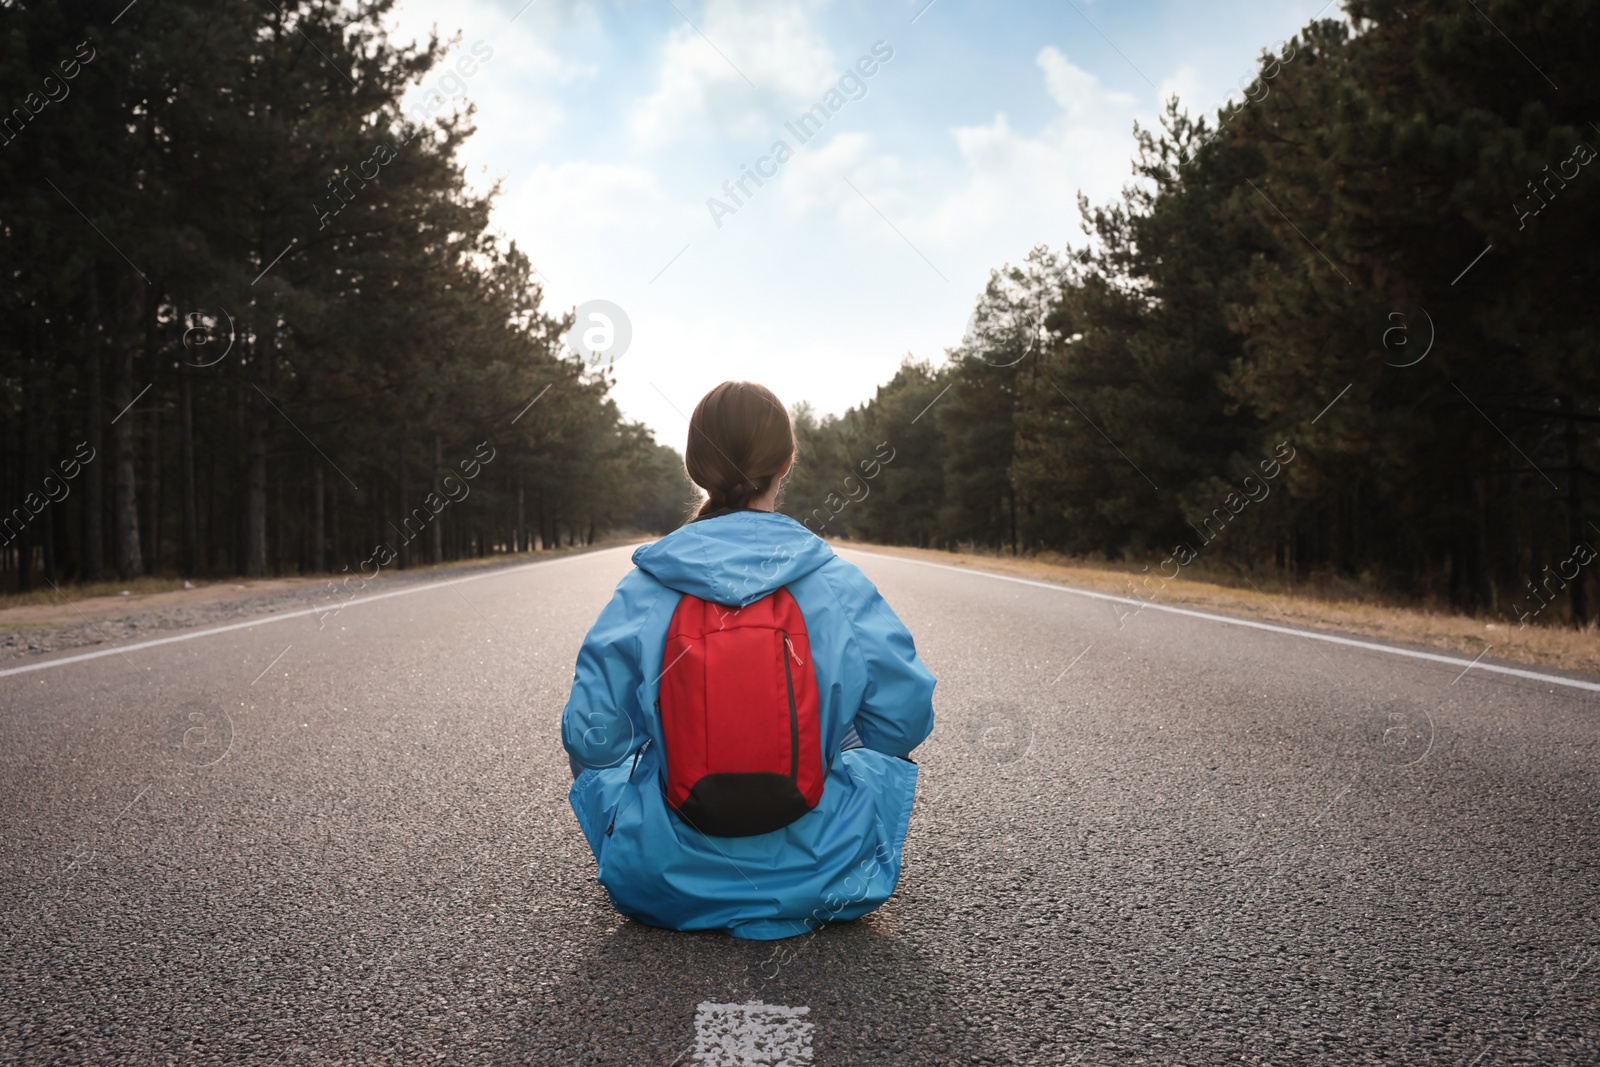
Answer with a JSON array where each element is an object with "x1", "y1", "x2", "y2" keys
[{"x1": 381, "y1": 0, "x2": 1341, "y2": 448}]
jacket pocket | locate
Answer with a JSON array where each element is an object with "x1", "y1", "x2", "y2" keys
[{"x1": 604, "y1": 739, "x2": 654, "y2": 837}]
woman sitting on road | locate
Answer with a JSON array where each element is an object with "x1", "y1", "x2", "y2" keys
[{"x1": 561, "y1": 380, "x2": 936, "y2": 941}]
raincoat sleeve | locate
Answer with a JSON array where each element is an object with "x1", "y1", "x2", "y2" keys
[
  {"x1": 561, "y1": 571, "x2": 663, "y2": 770},
  {"x1": 824, "y1": 562, "x2": 936, "y2": 758}
]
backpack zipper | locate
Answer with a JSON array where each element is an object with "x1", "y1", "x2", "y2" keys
[{"x1": 780, "y1": 631, "x2": 799, "y2": 782}]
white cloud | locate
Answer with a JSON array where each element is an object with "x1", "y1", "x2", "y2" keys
[
  {"x1": 862, "y1": 47, "x2": 1143, "y2": 253},
  {"x1": 763, "y1": 45, "x2": 1153, "y2": 385},
  {"x1": 504, "y1": 36, "x2": 597, "y2": 86},
  {"x1": 456, "y1": 36, "x2": 596, "y2": 155},
  {"x1": 628, "y1": 0, "x2": 838, "y2": 150},
  {"x1": 494, "y1": 160, "x2": 701, "y2": 305},
  {"x1": 777, "y1": 130, "x2": 875, "y2": 216},
  {"x1": 1038, "y1": 44, "x2": 1139, "y2": 117},
  {"x1": 657, "y1": 52, "x2": 1140, "y2": 285},
  {"x1": 387, "y1": 0, "x2": 599, "y2": 160}
]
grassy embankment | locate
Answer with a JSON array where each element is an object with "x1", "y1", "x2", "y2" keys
[{"x1": 841, "y1": 541, "x2": 1599, "y2": 677}]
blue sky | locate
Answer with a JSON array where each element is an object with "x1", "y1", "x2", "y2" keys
[{"x1": 384, "y1": 0, "x2": 1341, "y2": 446}]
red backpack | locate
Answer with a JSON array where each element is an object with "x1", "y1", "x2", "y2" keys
[{"x1": 657, "y1": 587, "x2": 826, "y2": 837}]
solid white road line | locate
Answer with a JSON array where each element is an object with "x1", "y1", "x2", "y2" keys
[
  {"x1": 839, "y1": 547, "x2": 1600, "y2": 695},
  {"x1": 692, "y1": 1002, "x2": 813, "y2": 1067},
  {"x1": 0, "y1": 545, "x2": 637, "y2": 681}
]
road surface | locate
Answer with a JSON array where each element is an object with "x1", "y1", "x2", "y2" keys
[{"x1": 2, "y1": 544, "x2": 1596, "y2": 1065}]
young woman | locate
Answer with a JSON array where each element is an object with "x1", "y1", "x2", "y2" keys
[{"x1": 561, "y1": 380, "x2": 936, "y2": 941}]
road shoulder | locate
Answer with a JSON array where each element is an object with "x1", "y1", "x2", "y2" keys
[
  {"x1": 0, "y1": 540, "x2": 646, "y2": 665},
  {"x1": 833, "y1": 541, "x2": 1600, "y2": 678}
]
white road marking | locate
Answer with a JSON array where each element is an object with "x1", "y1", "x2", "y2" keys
[
  {"x1": 840, "y1": 548, "x2": 1600, "y2": 695},
  {"x1": 692, "y1": 1001, "x2": 813, "y2": 1066},
  {"x1": 0, "y1": 546, "x2": 638, "y2": 680}
]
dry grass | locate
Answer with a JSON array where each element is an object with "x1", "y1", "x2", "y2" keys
[
  {"x1": 0, "y1": 538, "x2": 647, "y2": 629},
  {"x1": 0, "y1": 575, "x2": 196, "y2": 610},
  {"x1": 841, "y1": 541, "x2": 1600, "y2": 677}
]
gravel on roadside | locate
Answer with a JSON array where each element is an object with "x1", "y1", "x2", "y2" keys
[{"x1": 0, "y1": 543, "x2": 638, "y2": 667}]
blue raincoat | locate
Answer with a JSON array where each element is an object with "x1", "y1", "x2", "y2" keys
[{"x1": 562, "y1": 511, "x2": 936, "y2": 940}]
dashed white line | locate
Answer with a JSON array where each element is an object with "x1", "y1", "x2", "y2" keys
[{"x1": 693, "y1": 1001, "x2": 813, "y2": 1066}]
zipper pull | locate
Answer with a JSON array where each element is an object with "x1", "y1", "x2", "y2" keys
[
  {"x1": 606, "y1": 740, "x2": 654, "y2": 837},
  {"x1": 783, "y1": 633, "x2": 804, "y2": 668},
  {"x1": 627, "y1": 738, "x2": 652, "y2": 781}
]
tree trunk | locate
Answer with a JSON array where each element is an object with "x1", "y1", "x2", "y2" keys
[
  {"x1": 42, "y1": 486, "x2": 57, "y2": 586},
  {"x1": 84, "y1": 340, "x2": 105, "y2": 582},
  {"x1": 1008, "y1": 483, "x2": 1018, "y2": 556},
  {"x1": 399, "y1": 443, "x2": 411, "y2": 570},
  {"x1": 234, "y1": 384, "x2": 248, "y2": 573},
  {"x1": 273, "y1": 465, "x2": 285, "y2": 576},
  {"x1": 430, "y1": 434, "x2": 444, "y2": 564},
  {"x1": 208, "y1": 425, "x2": 222, "y2": 572},
  {"x1": 1468, "y1": 474, "x2": 1491, "y2": 611},
  {"x1": 181, "y1": 375, "x2": 198, "y2": 576},
  {"x1": 1562, "y1": 394, "x2": 1588, "y2": 626},
  {"x1": 1498, "y1": 457, "x2": 1519, "y2": 612},
  {"x1": 142, "y1": 406, "x2": 161, "y2": 574},
  {"x1": 112, "y1": 344, "x2": 143, "y2": 580},
  {"x1": 243, "y1": 360, "x2": 268, "y2": 578},
  {"x1": 311, "y1": 460, "x2": 325, "y2": 573},
  {"x1": 48, "y1": 409, "x2": 68, "y2": 582},
  {"x1": 329, "y1": 481, "x2": 339, "y2": 569},
  {"x1": 241, "y1": 321, "x2": 267, "y2": 579},
  {"x1": 14, "y1": 394, "x2": 33, "y2": 593}
]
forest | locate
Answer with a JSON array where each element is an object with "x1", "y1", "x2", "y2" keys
[
  {"x1": 778, "y1": 0, "x2": 1599, "y2": 628},
  {"x1": 3, "y1": 0, "x2": 1596, "y2": 632},
  {"x1": 0, "y1": 0, "x2": 688, "y2": 592}
]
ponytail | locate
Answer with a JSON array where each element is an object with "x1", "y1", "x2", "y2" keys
[{"x1": 684, "y1": 381, "x2": 796, "y2": 521}]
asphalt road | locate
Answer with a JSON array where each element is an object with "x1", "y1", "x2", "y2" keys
[{"x1": 2, "y1": 543, "x2": 1597, "y2": 1066}]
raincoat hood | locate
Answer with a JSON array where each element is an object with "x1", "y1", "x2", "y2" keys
[{"x1": 630, "y1": 510, "x2": 835, "y2": 608}]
